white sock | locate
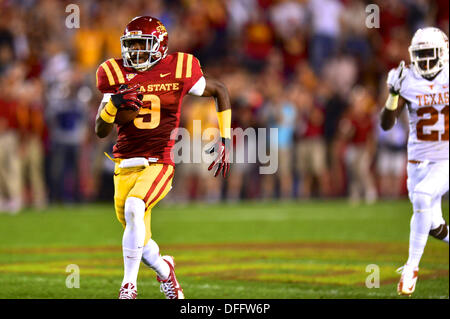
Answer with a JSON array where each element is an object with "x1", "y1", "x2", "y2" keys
[
  {"x1": 406, "y1": 211, "x2": 432, "y2": 268},
  {"x1": 121, "y1": 197, "x2": 146, "y2": 286},
  {"x1": 122, "y1": 247, "x2": 143, "y2": 286},
  {"x1": 141, "y1": 238, "x2": 170, "y2": 280}
]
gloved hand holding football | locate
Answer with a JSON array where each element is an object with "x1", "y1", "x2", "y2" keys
[{"x1": 112, "y1": 84, "x2": 143, "y2": 125}]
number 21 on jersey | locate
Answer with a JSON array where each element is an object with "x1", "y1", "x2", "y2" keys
[{"x1": 416, "y1": 105, "x2": 449, "y2": 141}]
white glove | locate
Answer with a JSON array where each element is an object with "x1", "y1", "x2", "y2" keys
[{"x1": 386, "y1": 61, "x2": 406, "y2": 95}]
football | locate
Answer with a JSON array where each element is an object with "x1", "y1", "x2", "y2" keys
[{"x1": 115, "y1": 107, "x2": 140, "y2": 125}]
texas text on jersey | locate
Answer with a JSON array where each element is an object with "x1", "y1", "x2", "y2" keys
[{"x1": 96, "y1": 52, "x2": 203, "y2": 165}]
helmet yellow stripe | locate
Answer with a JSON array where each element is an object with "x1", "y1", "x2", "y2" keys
[
  {"x1": 108, "y1": 59, "x2": 125, "y2": 84},
  {"x1": 176, "y1": 52, "x2": 184, "y2": 78},
  {"x1": 185, "y1": 54, "x2": 193, "y2": 78},
  {"x1": 101, "y1": 62, "x2": 115, "y2": 86}
]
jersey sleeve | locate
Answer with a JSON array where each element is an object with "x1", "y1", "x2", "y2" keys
[
  {"x1": 96, "y1": 64, "x2": 114, "y2": 94},
  {"x1": 174, "y1": 53, "x2": 204, "y2": 94},
  {"x1": 187, "y1": 55, "x2": 204, "y2": 90},
  {"x1": 399, "y1": 66, "x2": 412, "y2": 99},
  {"x1": 95, "y1": 59, "x2": 125, "y2": 94}
]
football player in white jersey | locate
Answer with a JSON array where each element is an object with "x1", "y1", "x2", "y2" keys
[{"x1": 380, "y1": 27, "x2": 449, "y2": 296}]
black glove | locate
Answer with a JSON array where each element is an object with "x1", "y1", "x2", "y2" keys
[
  {"x1": 111, "y1": 84, "x2": 143, "y2": 111},
  {"x1": 205, "y1": 137, "x2": 231, "y2": 178}
]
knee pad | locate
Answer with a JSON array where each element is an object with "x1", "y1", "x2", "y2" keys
[
  {"x1": 124, "y1": 197, "x2": 145, "y2": 225},
  {"x1": 412, "y1": 192, "x2": 432, "y2": 213}
]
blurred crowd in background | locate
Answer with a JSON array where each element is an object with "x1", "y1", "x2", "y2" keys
[{"x1": 0, "y1": 0, "x2": 448, "y2": 213}]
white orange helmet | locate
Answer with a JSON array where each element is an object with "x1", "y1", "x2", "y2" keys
[{"x1": 408, "y1": 27, "x2": 449, "y2": 78}]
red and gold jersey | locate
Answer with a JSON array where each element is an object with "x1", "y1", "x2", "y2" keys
[{"x1": 96, "y1": 53, "x2": 204, "y2": 165}]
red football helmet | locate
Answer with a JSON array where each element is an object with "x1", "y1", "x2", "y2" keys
[{"x1": 120, "y1": 16, "x2": 169, "y2": 71}]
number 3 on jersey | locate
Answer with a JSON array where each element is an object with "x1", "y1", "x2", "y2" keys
[
  {"x1": 134, "y1": 94, "x2": 161, "y2": 129},
  {"x1": 416, "y1": 105, "x2": 449, "y2": 141}
]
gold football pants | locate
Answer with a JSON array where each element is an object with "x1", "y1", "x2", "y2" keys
[{"x1": 113, "y1": 162, "x2": 174, "y2": 246}]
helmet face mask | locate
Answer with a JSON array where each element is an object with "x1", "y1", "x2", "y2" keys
[
  {"x1": 121, "y1": 35, "x2": 162, "y2": 70},
  {"x1": 408, "y1": 27, "x2": 449, "y2": 79},
  {"x1": 412, "y1": 47, "x2": 439, "y2": 74}
]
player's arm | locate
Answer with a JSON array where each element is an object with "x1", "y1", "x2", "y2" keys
[
  {"x1": 185, "y1": 53, "x2": 232, "y2": 177},
  {"x1": 95, "y1": 64, "x2": 116, "y2": 138},
  {"x1": 380, "y1": 95, "x2": 407, "y2": 131},
  {"x1": 202, "y1": 77, "x2": 232, "y2": 130},
  {"x1": 189, "y1": 76, "x2": 232, "y2": 177},
  {"x1": 95, "y1": 100, "x2": 114, "y2": 138},
  {"x1": 380, "y1": 61, "x2": 407, "y2": 131},
  {"x1": 94, "y1": 84, "x2": 143, "y2": 138},
  {"x1": 203, "y1": 77, "x2": 232, "y2": 178},
  {"x1": 191, "y1": 76, "x2": 232, "y2": 132}
]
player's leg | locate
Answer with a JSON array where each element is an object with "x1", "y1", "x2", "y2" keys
[
  {"x1": 428, "y1": 161, "x2": 449, "y2": 244},
  {"x1": 140, "y1": 206, "x2": 170, "y2": 281},
  {"x1": 143, "y1": 166, "x2": 184, "y2": 299},
  {"x1": 141, "y1": 236, "x2": 170, "y2": 279},
  {"x1": 406, "y1": 191, "x2": 433, "y2": 268},
  {"x1": 119, "y1": 164, "x2": 172, "y2": 291},
  {"x1": 399, "y1": 160, "x2": 449, "y2": 295},
  {"x1": 429, "y1": 197, "x2": 449, "y2": 244},
  {"x1": 398, "y1": 161, "x2": 428, "y2": 295},
  {"x1": 409, "y1": 161, "x2": 449, "y2": 259},
  {"x1": 140, "y1": 222, "x2": 184, "y2": 299},
  {"x1": 113, "y1": 166, "x2": 141, "y2": 299},
  {"x1": 121, "y1": 196, "x2": 146, "y2": 286},
  {"x1": 129, "y1": 164, "x2": 183, "y2": 299}
]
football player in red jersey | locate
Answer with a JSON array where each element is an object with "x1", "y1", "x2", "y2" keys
[{"x1": 94, "y1": 16, "x2": 232, "y2": 299}]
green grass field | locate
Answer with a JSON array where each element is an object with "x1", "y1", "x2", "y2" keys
[{"x1": 0, "y1": 200, "x2": 448, "y2": 299}]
